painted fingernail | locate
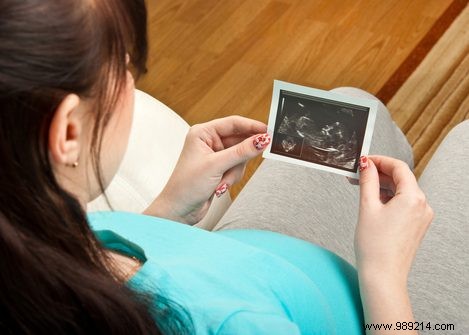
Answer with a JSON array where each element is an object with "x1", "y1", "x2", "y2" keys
[
  {"x1": 253, "y1": 133, "x2": 271, "y2": 150},
  {"x1": 215, "y1": 183, "x2": 229, "y2": 198},
  {"x1": 359, "y1": 156, "x2": 368, "y2": 172}
]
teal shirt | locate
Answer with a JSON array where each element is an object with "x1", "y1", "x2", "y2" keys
[{"x1": 88, "y1": 211, "x2": 364, "y2": 334}]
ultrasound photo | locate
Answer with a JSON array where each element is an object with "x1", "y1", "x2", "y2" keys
[{"x1": 263, "y1": 81, "x2": 377, "y2": 178}]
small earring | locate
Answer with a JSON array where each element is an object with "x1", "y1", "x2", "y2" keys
[{"x1": 67, "y1": 161, "x2": 79, "y2": 168}]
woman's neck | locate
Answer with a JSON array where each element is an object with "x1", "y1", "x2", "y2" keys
[{"x1": 105, "y1": 250, "x2": 142, "y2": 282}]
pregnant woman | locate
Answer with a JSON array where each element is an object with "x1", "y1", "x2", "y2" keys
[{"x1": 0, "y1": 0, "x2": 466, "y2": 334}]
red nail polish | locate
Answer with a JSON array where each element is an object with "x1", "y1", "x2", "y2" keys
[
  {"x1": 215, "y1": 183, "x2": 229, "y2": 197},
  {"x1": 253, "y1": 133, "x2": 271, "y2": 150},
  {"x1": 359, "y1": 156, "x2": 368, "y2": 172}
]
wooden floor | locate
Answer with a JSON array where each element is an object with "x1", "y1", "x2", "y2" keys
[
  {"x1": 388, "y1": 4, "x2": 469, "y2": 176},
  {"x1": 138, "y1": 0, "x2": 454, "y2": 197}
]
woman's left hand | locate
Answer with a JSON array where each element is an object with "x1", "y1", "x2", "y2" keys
[{"x1": 143, "y1": 116, "x2": 270, "y2": 224}]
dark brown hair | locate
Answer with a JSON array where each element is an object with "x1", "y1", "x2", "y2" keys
[{"x1": 0, "y1": 0, "x2": 190, "y2": 333}]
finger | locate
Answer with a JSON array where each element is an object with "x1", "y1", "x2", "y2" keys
[
  {"x1": 210, "y1": 134, "x2": 253, "y2": 152},
  {"x1": 189, "y1": 124, "x2": 225, "y2": 152},
  {"x1": 214, "y1": 163, "x2": 246, "y2": 197},
  {"x1": 222, "y1": 163, "x2": 246, "y2": 186},
  {"x1": 380, "y1": 189, "x2": 394, "y2": 203},
  {"x1": 206, "y1": 116, "x2": 267, "y2": 138},
  {"x1": 212, "y1": 133, "x2": 271, "y2": 172},
  {"x1": 211, "y1": 134, "x2": 225, "y2": 152},
  {"x1": 214, "y1": 182, "x2": 230, "y2": 198},
  {"x1": 368, "y1": 155, "x2": 418, "y2": 195},
  {"x1": 347, "y1": 172, "x2": 395, "y2": 192},
  {"x1": 377, "y1": 172, "x2": 396, "y2": 193},
  {"x1": 359, "y1": 156, "x2": 381, "y2": 206},
  {"x1": 221, "y1": 135, "x2": 248, "y2": 148},
  {"x1": 347, "y1": 177, "x2": 359, "y2": 185}
]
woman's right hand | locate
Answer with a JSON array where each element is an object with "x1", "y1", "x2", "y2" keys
[
  {"x1": 355, "y1": 156, "x2": 433, "y2": 333},
  {"x1": 355, "y1": 155, "x2": 433, "y2": 285}
]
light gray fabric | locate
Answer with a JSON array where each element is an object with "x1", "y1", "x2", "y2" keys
[
  {"x1": 409, "y1": 120, "x2": 469, "y2": 334},
  {"x1": 214, "y1": 88, "x2": 468, "y2": 334}
]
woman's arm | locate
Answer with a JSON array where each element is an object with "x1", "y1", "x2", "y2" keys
[
  {"x1": 355, "y1": 156, "x2": 433, "y2": 334},
  {"x1": 359, "y1": 274, "x2": 415, "y2": 335},
  {"x1": 144, "y1": 116, "x2": 270, "y2": 224}
]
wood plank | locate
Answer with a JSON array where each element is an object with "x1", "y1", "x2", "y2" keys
[
  {"x1": 376, "y1": 0, "x2": 469, "y2": 103},
  {"x1": 389, "y1": 5, "x2": 469, "y2": 176},
  {"x1": 415, "y1": 92, "x2": 469, "y2": 176},
  {"x1": 413, "y1": 71, "x2": 469, "y2": 164},
  {"x1": 388, "y1": 5, "x2": 469, "y2": 133},
  {"x1": 407, "y1": 54, "x2": 469, "y2": 150}
]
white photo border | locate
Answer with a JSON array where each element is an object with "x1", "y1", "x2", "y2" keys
[{"x1": 263, "y1": 80, "x2": 378, "y2": 179}]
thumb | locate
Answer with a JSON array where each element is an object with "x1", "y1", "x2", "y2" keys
[
  {"x1": 359, "y1": 156, "x2": 381, "y2": 206},
  {"x1": 214, "y1": 133, "x2": 271, "y2": 172}
]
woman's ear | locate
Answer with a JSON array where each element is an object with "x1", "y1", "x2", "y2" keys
[{"x1": 48, "y1": 94, "x2": 82, "y2": 166}]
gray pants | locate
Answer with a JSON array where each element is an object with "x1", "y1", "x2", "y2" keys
[{"x1": 213, "y1": 88, "x2": 468, "y2": 334}]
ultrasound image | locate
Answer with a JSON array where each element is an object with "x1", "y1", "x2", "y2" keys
[{"x1": 271, "y1": 91, "x2": 369, "y2": 172}]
